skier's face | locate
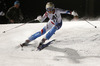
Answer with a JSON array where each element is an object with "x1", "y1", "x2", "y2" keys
[
  {"x1": 48, "y1": 11, "x2": 53, "y2": 14},
  {"x1": 46, "y1": 8, "x2": 54, "y2": 14}
]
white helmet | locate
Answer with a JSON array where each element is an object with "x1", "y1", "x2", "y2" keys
[{"x1": 46, "y1": 2, "x2": 55, "y2": 10}]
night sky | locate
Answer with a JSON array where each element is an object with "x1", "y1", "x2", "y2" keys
[
  {"x1": 20, "y1": 0, "x2": 86, "y2": 19},
  {"x1": 0, "y1": 0, "x2": 100, "y2": 23},
  {"x1": 20, "y1": 0, "x2": 100, "y2": 18}
]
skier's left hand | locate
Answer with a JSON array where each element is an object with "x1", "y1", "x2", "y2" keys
[
  {"x1": 71, "y1": 11, "x2": 78, "y2": 20},
  {"x1": 71, "y1": 11, "x2": 78, "y2": 17}
]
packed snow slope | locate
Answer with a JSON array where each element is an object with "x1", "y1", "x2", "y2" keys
[{"x1": 0, "y1": 21, "x2": 100, "y2": 66}]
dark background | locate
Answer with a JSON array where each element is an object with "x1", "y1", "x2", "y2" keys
[{"x1": 0, "y1": 0, "x2": 100, "y2": 24}]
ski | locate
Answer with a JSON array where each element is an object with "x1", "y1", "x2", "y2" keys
[
  {"x1": 17, "y1": 39, "x2": 55, "y2": 51},
  {"x1": 37, "y1": 44, "x2": 49, "y2": 51},
  {"x1": 37, "y1": 39, "x2": 56, "y2": 51}
]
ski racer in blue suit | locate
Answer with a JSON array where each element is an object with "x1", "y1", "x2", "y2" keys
[{"x1": 21, "y1": 2, "x2": 78, "y2": 48}]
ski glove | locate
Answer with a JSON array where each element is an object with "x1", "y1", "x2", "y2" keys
[
  {"x1": 71, "y1": 11, "x2": 78, "y2": 16},
  {"x1": 35, "y1": 15, "x2": 43, "y2": 22}
]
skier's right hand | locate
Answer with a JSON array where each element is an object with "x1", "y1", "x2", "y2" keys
[{"x1": 35, "y1": 15, "x2": 43, "y2": 22}]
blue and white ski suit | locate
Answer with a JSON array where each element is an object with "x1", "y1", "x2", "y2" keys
[{"x1": 29, "y1": 8, "x2": 72, "y2": 41}]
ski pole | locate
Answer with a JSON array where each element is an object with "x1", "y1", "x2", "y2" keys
[
  {"x1": 2, "y1": 19, "x2": 35, "y2": 33},
  {"x1": 82, "y1": 18, "x2": 97, "y2": 28}
]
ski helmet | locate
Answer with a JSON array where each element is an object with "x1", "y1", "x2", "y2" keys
[{"x1": 46, "y1": 2, "x2": 55, "y2": 10}]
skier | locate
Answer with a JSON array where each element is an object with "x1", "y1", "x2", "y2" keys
[{"x1": 21, "y1": 2, "x2": 78, "y2": 49}]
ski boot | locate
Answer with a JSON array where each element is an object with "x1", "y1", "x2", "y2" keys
[
  {"x1": 20, "y1": 40, "x2": 30, "y2": 47},
  {"x1": 37, "y1": 38, "x2": 46, "y2": 50}
]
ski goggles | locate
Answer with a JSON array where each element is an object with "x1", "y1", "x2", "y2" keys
[{"x1": 46, "y1": 8, "x2": 54, "y2": 11}]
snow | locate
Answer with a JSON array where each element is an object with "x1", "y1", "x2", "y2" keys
[{"x1": 0, "y1": 20, "x2": 100, "y2": 66}]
